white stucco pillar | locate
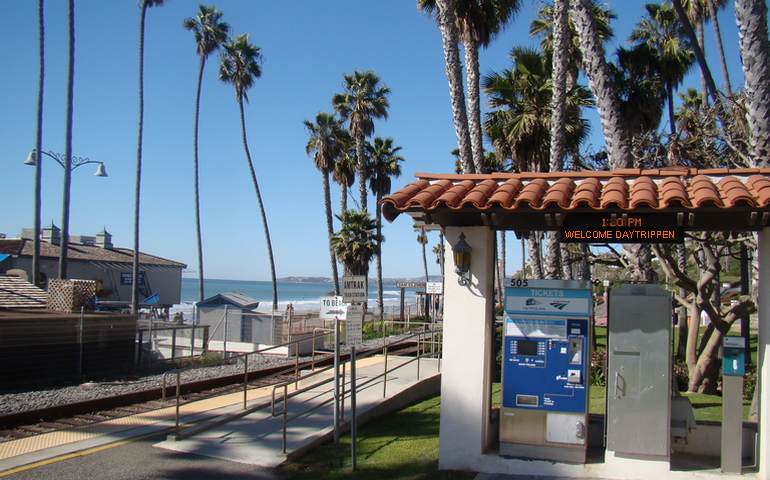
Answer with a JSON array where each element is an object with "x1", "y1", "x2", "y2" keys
[
  {"x1": 439, "y1": 226, "x2": 496, "y2": 471},
  {"x1": 759, "y1": 227, "x2": 770, "y2": 479}
]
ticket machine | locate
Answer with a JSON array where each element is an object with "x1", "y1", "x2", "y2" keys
[{"x1": 500, "y1": 280, "x2": 592, "y2": 463}]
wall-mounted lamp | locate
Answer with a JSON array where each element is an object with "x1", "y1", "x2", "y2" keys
[{"x1": 453, "y1": 232, "x2": 472, "y2": 286}]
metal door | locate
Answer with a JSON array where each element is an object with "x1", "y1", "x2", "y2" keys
[{"x1": 607, "y1": 284, "x2": 671, "y2": 457}]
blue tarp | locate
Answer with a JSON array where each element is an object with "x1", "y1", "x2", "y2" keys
[{"x1": 0, "y1": 254, "x2": 9, "y2": 263}]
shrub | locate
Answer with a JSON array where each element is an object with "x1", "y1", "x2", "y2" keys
[
  {"x1": 590, "y1": 349, "x2": 607, "y2": 386},
  {"x1": 672, "y1": 360, "x2": 689, "y2": 392},
  {"x1": 744, "y1": 365, "x2": 756, "y2": 401}
]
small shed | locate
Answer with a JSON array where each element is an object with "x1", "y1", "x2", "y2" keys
[{"x1": 196, "y1": 292, "x2": 273, "y2": 346}]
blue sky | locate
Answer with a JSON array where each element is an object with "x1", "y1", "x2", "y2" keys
[{"x1": 2, "y1": 1, "x2": 745, "y2": 281}]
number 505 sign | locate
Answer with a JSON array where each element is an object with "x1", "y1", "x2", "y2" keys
[{"x1": 320, "y1": 296, "x2": 347, "y2": 320}]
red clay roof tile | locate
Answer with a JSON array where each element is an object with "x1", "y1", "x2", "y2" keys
[{"x1": 381, "y1": 168, "x2": 770, "y2": 222}]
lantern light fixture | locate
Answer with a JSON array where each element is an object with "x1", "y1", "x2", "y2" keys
[{"x1": 453, "y1": 232, "x2": 472, "y2": 286}]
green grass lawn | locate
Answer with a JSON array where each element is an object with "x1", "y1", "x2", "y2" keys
[{"x1": 281, "y1": 395, "x2": 473, "y2": 480}]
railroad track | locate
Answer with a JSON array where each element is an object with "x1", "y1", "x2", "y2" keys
[{"x1": 0, "y1": 341, "x2": 419, "y2": 444}]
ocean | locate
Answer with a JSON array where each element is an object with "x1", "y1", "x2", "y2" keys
[{"x1": 175, "y1": 277, "x2": 419, "y2": 314}]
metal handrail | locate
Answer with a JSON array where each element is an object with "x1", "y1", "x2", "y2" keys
[{"x1": 269, "y1": 327, "x2": 443, "y2": 453}]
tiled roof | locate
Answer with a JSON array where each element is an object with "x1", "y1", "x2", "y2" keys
[
  {"x1": 0, "y1": 275, "x2": 47, "y2": 309},
  {"x1": 0, "y1": 239, "x2": 186, "y2": 268},
  {"x1": 381, "y1": 168, "x2": 770, "y2": 222}
]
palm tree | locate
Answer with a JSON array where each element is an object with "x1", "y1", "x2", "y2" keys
[
  {"x1": 367, "y1": 137, "x2": 404, "y2": 318},
  {"x1": 32, "y1": 0, "x2": 45, "y2": 286},
  {"x1": 680, "y1": 0, "x2": 708, "y2": 105},
  {"x1": 483, "y1": 47, "x2": 592, "y2": 174},
  {"x1": 530, "y1": 0, "x2": 615, "y2": 90},
  {"x1": 131, "y1": 0, "x2": 164, "y2": 315},
  {"x1": 734, "y1": 0, "x2": 770, "y2": 167},
  {"x1": 630, "y1": 3, "x2": 695, "y2": 137},
  {"x1": 304, "y1": 112, "x2": 346, "y2": 296},
  {"x1": 433, "y1": 241, "x2": 445, "y2": 279},
  {"x1": 419, "y1": 0, "x2": 520, "y2": 172},
  {"x1": 58, "y1": 0, "x2": 75, "y2": 280},
  {"x1": 332, "y1": 71, "x2": 391, "y2": 213},
  {"x1": 331, "y1": 210, "x2": 381, "y2": 277},
  {"x1": 418, "y1": 0, "x2": 474, "y2": 173},
  {"x1": 417, "y1": 227, "x2": 430, "y2": 285},
  {"x1": 704, "y1": 0, "x2": 731, "y2": 94},
  {"x1": 184, "y1": 5, "x2": 230, "y2": 304},
  {"x1": 570, "y1": 0, "x2": 631, "y2": 168},
  {"x1": 219, "y1": 34, "x2": 279, "y2": 309},
  {"x1": 333, "y1": 132, "x2": 356, "y2": 214}
]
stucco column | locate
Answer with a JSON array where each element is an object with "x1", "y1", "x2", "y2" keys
[
  {"x1": 439, "y1": 226, "x2": 496, "y2": 471},
  {"x1": 759, "y1": 227, "x2": 770, "y2": 479}
]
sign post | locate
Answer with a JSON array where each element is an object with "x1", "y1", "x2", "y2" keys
[
  {"x1": 721, "y1": 336, "x2": 745, "y2": 473},
  {"x1": 320, "y1": 296, "x2": 346, "y2": 320},
  {"x1": 343, "y1": 276, "x2": 366, "y2": 346}
]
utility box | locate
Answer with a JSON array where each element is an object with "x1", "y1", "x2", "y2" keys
[
  {"x1": 607, "y1": 284, "x2": 671, "y2": 462},
  {"x1": 500, "y1": 280, "x2": 592, "y2": 463}
]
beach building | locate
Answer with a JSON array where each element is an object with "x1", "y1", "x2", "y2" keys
[
  {"x1": 196, "y1": 292, "x2": 281, "y2": 351},
  {"x1": 0, "y1": 225, "x2": 185, "y2": 310}
]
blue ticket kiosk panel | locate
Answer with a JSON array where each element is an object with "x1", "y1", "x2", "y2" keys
[{"x1": 500, "y1": 280, "x2": 592, "y2": 463}]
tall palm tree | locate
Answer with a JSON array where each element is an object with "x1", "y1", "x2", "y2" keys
[
  {"x1": 333, "y1": 132, "x2": 356, "y2": 214},
  {"x1": 570, "y1": 0, "x2": 631, "y2": 169},
  {"x1": 304, "y1": 112, "x2": 346, "y2": 296},
  {"x1": 735, "y1": 0, "x2": 770, "y2": 167},
  {"x1": 545, "y1": 0, "x2": 570, "y2": 279},
  {"x1": 367, "y1": 137, "x2": 404, "y2": 318},
  {"x1": 332, "y1": 71, "x2": 390, "y2": 213},
  {"x1": 418, "y1": 0, "x2": 474, "y2": 173},
  {"x1": 131, "y1": 0, "x2": 164, "y2": 315},
  {"x1": 630, "y1": 3, "x2": 695, "y2": 137},
  {"x1": 219, "y1": 34, "x2": 279, "y2": 309},
  {"x1": 184, "y1": 4, "x2": 230, "y2": 304},
  {"x1": 704, "y1": 0, "x2": 731, "y2": 94},
  {"x1": 331, "y1": 210, "x2": 381, "y2": 276},
  {"x1": 58, "y1": 0, "x2": 75, "y2": 280},
  {"x1": 32, "y1": 0, "x2": 45, "y2": 286},
  {"x1": 419, "y1": 0, "x2": 520, "y2": 171},
  {"x1": 681, "y1": 0, "x2": 708, "y2": 105},
  {"x1": 530, "y1": 0, "x2": 615, "y2": 90},
  {"x1": 483, "y1": 47, "x2": 593, "y2": 173},
  {"x1": 417, "y1": 228, "x2": 430, "y2": 284}
]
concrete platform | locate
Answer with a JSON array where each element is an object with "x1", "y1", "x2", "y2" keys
[{"x1": 154, "y1": 356, "x2": 441, "y2": 467}]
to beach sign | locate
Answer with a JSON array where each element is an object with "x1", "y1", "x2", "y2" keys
[{"x1": 320, "y1": 296, "x2": 347, "y2": 320}]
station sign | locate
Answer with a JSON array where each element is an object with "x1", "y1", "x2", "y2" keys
[
  {"x1": 559, "y1": 213, "x2": 683, "y2": 244},
  {"x1": 395, "y1": 281, "x2": 426, "y2": 289},
  {"x1": 320, "y1": 296, "x2": 347, "y2": 320},
  {"x1": 426, "y1": 282, "x2": 443, "y2": 294},
  {"x1": 342, "y1": 275, "x2": 367, "y2": 303}
]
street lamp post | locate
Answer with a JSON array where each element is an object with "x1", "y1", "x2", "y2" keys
[{"x1": 25, "y1": 149, "x2": 107, "y2": 281}]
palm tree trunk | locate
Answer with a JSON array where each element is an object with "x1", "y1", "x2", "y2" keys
[
  {"x1": 708, "y1": 0, "x2": 732, "y2": 95},
  {"x1": 340, "y1": 182, "x2": 348, "y2": 214},
  {"x1": 59, "y1": 0, "x2": 75, "y2": 280},
  {"x1": 355, "y1": 133, "x2": 367, "y2": 212},
  {"x1": 549, "y1": 0, "x2": 569, "y2": 172},
  {"x1": 435, "y1": 0, "x2": 474, "y2": 173},
  {"x1": 528, "y1": 235, "x2": 544, "y2": 279},
  {"x1": 570, "y1": 0, "x2": 631, "y2": 169},
  {"x1": 735, "y1": 0, "x2": 770, "y2": 167},
  {"x1": 375, "y1": 191, "x2": 384, "y2": 319},
  {"x1": 193, "y1": 55, "x2": 206, "y2": 304},
  {"x1": 671, "y1": 0, "x2": 720, "y2": 105},
  {"x1": 544, "y1": 233, "x2": 562, "y2": 279},
  {"x1": 422, "y1": 237, "x2": 429, "y2": 283},
  {"x1": 32, "y1": 0, "x2": 44, "y2": 286},
  {"x1": 462, "y1": 30, "x2": 484, "y2": 173},
  {"x1": 131, "y1": 2, "x2": 147, "y2": 314},
  {"x1": 324, "y1": 169, "x2": 340, "y2": 296},
  {"x1": 238, "y1": 96, "x2": 278, "y2": 309},
  {"x1": 697, "y1": 20, "x2": 709, "y2": 108},
  {"x1": 667, "y1": 81, "x2": 676, "y2": 136}
]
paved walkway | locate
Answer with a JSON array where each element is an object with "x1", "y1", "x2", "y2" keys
[
  {"x1": 0, "y1": 354, "x2": 409, "y2": 475},
  {"x1": 155, "y1": 356, "x2": 441, "y2": 467}
]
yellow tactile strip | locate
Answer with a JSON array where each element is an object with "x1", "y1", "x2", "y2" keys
[{"x1": 0, "y1": 355, "x2": 385, "y2": 461}]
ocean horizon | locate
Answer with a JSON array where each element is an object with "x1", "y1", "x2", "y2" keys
[{"x1": 176, "y1": 277, "x2": 421, "y2": 313}]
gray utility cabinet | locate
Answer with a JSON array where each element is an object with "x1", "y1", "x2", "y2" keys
[{"x1": 607, "y1": 284, "x2": 671, "y2": 459}]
